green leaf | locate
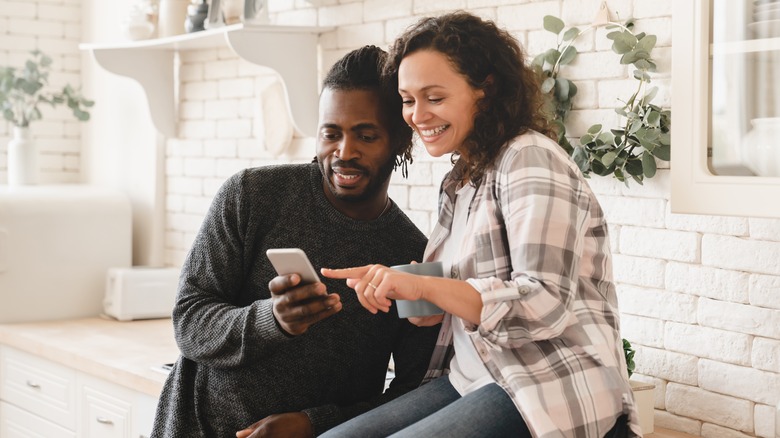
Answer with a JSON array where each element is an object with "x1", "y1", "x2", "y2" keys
[
  {"x1": 642, "y1": 86, "x2": 658, "y2": 103},
  {"x1": 634, "y1": 59, "x2": 653, "y2": 71},
  {"x1": 629, "y1": 119, "x2": 642, "y2": 134},
  {"x1": 612, "y1": 31, "x2": 637, "y2": 54},
  {"x1": 543, "y1": 15, "x2": 565, "y2": 34},
  {"x1": 572, "y1": 146, "x2": 589, "y2": 171},
  {"x1": 636, "y1": 34, "x2": 657, "y2": 53},
  {"x1": 559, "y1": 45, "x2": 578, "y2": 65},
  {"x1": 532, "y1": 52, "x2": 547, "y2": 67},
  {"x1": 642, "y1": 152, "x2": 657, "y2": 177},
  {"x1": 646, "y1": 110, "x2": 661, "y2": 127},
  {"x1": 555, "y1": 78, "x2": 570, "y2": 101},
  {"x1": 626, "y1": 158, "x2": 643, "y2": 176},
  {"x1": 653, "y1": 144, "x2": 671, "y2": 161},
  {"x1": 601, "y1": 151, "x2": 618, "y2": 167},
  {"x1": 587, "y1": 124, "x2": 602, "y2": 135},
  {"x1": 545, "y1": 48, "x2": 561, "y2": 65},
  {"x1": 597, "y1": 131, "x2": 615, "y2": 145},
  {"x1": 563, "y1": 27, "x2": 580, "y2": 41},
  {"x1": 580, "y1": 133, "x2": 595, "y2": 145},
  {"x1": 541, "y1": 77, "x2": 556, "y2": 93}
]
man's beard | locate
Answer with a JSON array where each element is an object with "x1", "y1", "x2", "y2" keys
[{"x1": 318, "y1": 156, "x2": 396, "y2": 203}]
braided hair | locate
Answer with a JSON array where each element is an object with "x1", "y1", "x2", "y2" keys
[{"x1": 322, "y1": 45, "x2": 414, "y2": 177}]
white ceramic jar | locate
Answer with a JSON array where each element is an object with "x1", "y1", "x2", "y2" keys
[{"x1": 157, "y1": 0, "x2": 190, "y2": 37}]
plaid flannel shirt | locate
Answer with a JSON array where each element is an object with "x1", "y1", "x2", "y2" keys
[{"x1": 421, "y1": 131, "x2": 642, "y2": 438}]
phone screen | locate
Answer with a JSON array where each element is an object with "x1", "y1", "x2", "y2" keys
[{"x1": 266, "y1": 248, "x2": 320, "y2": 284}]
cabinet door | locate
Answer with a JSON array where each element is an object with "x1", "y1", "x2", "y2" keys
[
  {"x1": 0, "y1": 346, "x2": 77, "y2": 430},
  {"x1": 0, "y1": 401, "x2": 76, "y2": 438},
  {"x1": 79, "y1": 375, "x2": 134, "y2": 438},
  {"x1": 671, "y1": 0, "x2": 780, "y2": 218}
]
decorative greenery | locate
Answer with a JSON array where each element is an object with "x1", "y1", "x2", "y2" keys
[
  {"x1": 0, "y1": 50, "x2": 93, "y2": 128},
  {"x1": 623, "y1": 338, "x2": 636, "y2": 378},
  {"x1": 532, "y1": 15, "x2": 671, "y2": 186}
]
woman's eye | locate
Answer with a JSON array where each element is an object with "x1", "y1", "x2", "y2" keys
[
  {"x1": 401, "y1": 99, "x2": 414, "y2": 106},
  {"x1": 428, "y1": 98, "x2": 443, "y2": 104}
]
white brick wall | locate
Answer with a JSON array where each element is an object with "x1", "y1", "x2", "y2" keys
[
  {"x1": 0, "y1": 0, "x2": 85, "y2": 184},
  {"x1": 4, "y1": 0, "x2": 772, "y2": 435}
]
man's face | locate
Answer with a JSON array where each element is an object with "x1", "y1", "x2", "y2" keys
[{"x1": 316, "y1": 88, "x2": 396, "y2": 208}]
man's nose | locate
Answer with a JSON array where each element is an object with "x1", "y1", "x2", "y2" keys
[{"x1": 335, "y1": 136, "x2": 360, "y2": 160}]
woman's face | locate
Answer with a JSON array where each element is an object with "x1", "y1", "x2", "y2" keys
[{"x1": 398, "y1": 49, "x2": 484, "y2": 158}]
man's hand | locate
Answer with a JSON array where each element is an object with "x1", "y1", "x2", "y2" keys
[
  {"x1": 269, "y1": 274, "x2": 342, "y2": 336},
  {"x1": 236, "y1": 412, "x2": 314, "y2": 438}
]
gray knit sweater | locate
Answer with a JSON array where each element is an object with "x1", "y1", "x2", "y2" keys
[{"x1": 151, "y1": 164, "x2": 439, "y2": 437}]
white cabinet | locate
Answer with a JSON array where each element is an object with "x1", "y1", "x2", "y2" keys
[
  {"x1": 671, "y1": 0, "x2": 780, "y2": 218},
  {"x1": 0, "y1": 401, "x2": 76, "y2": 438},
  {"x1": 0, "y1": 347, "x2": 78, "y2": 431},
  {"x1": 0, "y1": 346, "x2": 158, "y2": 438}
]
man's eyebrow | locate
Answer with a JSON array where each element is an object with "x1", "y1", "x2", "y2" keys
[{"x1": 351, "y1": 123, "x2": 380, "y2": 132}]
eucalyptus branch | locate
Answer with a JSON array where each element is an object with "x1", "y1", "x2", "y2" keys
[{"x1": 533, "y1": 15, "x2": 671, "y2": 186}]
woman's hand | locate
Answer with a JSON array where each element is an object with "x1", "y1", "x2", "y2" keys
[{"x1": 321, "y1": 264, "x2": 424, "y2": 314}]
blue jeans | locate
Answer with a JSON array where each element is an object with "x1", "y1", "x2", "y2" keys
[{"x1": 321, "y1": 375, "x2": 529, "y2": 438}]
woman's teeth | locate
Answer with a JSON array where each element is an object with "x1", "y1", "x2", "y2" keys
[{"x1": 420, "y1": 125, "x2": 448, "y2": 136}]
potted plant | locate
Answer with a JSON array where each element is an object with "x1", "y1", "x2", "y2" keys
[
  {"x1": 0, "y1": 50, "x2": 94, "y2": 185},
  {"x1": 624, "y1": 338, "x2": 655, "y2": 433}
]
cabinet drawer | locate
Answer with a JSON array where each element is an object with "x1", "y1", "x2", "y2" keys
[
  {"x1": 80, "y1": 375, "x2": 134, "y2": 438},
  {"x1": 0, "y1": 400, "x2": 76, "y2": 438},
  {"x1": 0, "y1": 346, "x2": 77, "y2": 430}
]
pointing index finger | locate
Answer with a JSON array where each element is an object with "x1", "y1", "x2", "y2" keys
[{"x1": 320, "y1": 265, "x2": 372, "y2": 279}]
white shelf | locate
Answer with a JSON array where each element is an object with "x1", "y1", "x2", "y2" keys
[
  {"x1": 711, "y1": 36, "x2": 780, "y2": 55},
  {"x1": 80, "y1": 23, "x2": 333, "y2": 137}
]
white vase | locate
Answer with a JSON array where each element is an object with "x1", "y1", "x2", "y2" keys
[
  {"x1": 7, "y1": 126, "x2": 38, "y2": 186},
  {"x1": 157, "y1": 0, "x2": 190, "y2": 37}
]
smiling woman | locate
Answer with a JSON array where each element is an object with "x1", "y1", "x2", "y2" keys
[{"x1": 321, "y1": 11, "x2": 640, "y2": 438}]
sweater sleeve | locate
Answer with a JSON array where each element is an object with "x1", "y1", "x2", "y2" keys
[{"x1": 172, "y1": 171, "x2": 291, "y2": 368}]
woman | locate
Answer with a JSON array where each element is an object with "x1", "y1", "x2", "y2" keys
[{"x1": 322, "y1": 12, "x2": 640, "y2": 438}]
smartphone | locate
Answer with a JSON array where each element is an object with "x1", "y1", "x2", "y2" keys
[{"x1": 266, "y1": 248, "x2": 321, "y2": 284}]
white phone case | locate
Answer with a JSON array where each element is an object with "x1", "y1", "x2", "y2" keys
[{"x1": 266, "y1": 248, "x2": 320, "y2": 284}]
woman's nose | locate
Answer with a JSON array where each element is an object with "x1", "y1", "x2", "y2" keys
[{"x1": 410, "y1": 102, "x2": 430, "y2": 125}]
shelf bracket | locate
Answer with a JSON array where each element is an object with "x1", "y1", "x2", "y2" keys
[
  {"x1": 88, "y1": 48, "x2": 177, "y2": 138},
  {"x1": 226, "y1": 28, "x2": 320, "y2": 137}
]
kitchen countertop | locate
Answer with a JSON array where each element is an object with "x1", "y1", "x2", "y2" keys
[
  {"x1": 0, "y1": 316, "x2": 178, "y2": 397},
  {"x1": 0, "y1": 317, "x2": 697, "y2": 437}
]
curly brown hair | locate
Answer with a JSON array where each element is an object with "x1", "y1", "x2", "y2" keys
[{"x1": 385, "y1": 12, "x2": 555, "y2": 182}]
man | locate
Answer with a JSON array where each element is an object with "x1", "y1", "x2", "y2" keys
[{"x1": 151, "y1": 46, "x2": 439, "y2": 437}]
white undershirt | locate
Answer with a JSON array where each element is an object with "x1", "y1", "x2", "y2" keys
[{"x1": 431, "y1": 182, "x2": 493, "y2": 396}]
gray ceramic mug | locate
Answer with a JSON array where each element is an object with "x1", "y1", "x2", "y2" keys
[{"x1": 391, "y1": 261, "x2": 445, "y2": 318}]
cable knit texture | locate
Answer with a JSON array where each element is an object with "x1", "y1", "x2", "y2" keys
[{"x1": 151, "y1": 163, "x2": 439, "y2": 437}]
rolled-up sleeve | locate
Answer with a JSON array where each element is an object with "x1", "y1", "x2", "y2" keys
[{"x1": 463, "y1": 145, "x2": 591, "y2": 350}]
